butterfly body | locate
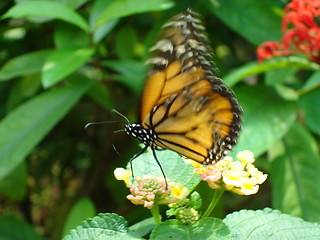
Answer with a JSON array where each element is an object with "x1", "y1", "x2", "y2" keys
[
  {"x1": 126, "y1": 9, "x2": 242, "y2": 165},
  {"x1": 124, "y1": 123, "x2": 157, "y2": 148}
]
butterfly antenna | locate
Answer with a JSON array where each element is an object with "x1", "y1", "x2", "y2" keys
[
  {"x1": 112, "y1": 143, "x2": 121, "y2": 156},
  {"x1": 111, "y1": 109, "x2": 130, "y2": 123},
  {"x1": 113, "y1": 129, "x2": 125, "y2": 134},
  {"x1": 84, "y1": 121, "x2": 119, "y2": 129}
]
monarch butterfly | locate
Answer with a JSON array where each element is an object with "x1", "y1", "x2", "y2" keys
[{"x1": 125, "y1": 9, "x2": 242, "y2": 167}]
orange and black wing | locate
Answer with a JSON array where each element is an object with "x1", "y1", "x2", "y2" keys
[{"x1": 139, "y1": 9, "x2": 242, "y2": 165}]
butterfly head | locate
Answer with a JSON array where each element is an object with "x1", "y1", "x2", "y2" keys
[{"x1": 125, "y1": 123, "x2": 156, "y2": 146}]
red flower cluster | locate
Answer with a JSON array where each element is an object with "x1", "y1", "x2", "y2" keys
[{"x1": 257, "y1": 0, "x2": 320, "y2": 63}]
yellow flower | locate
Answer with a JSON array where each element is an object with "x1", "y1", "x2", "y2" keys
[
  {"x1": 237, "y1": 150, "x2": 255, "y2": 164},
  {"x1": 236, "y1": 179, "x2": 259, "y2": 195},
  {"x1": 222, "y1": 170, "x2": 246, "y2": 187},
  {"x1": 171, "y1": 183, "x2": 189, "y2": 199},
  {"x1": 193, "y1": 150, "x2": 267, "y2": 195},
  {"x1": 114, "y1": 168, "x2": 131, "y2": 187}
]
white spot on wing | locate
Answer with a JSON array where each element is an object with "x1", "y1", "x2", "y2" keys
[
  {"x1": 185, "y1": 14, "x2": 201, "y2": 23},
  {"x1": 145, "y1": 57, "x2": 169, "y2": 66},
  {"x1": 150, "y1": 39, "x2": 173, "y2": 53},
  {"x1": 176, "y1": 45, "x2": 186, "y2": 57}
]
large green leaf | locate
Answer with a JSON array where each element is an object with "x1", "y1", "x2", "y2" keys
[
  {"x1": 265, "y1": 68, "x2": 298, "y2": 86},
  {"x1": 2, "y1": 1, "x2": 89, "y2": 31},
  {"x1": 127, "y1": 147, "x2": 200, "y2": 191},
  {"x1": 63, "y1": 213, "x2": 141, "y2": 240},
  {"x1": 0, "y1": 50, "x2": 52, "y2": 82},
  {"x1": 271, "y1": 123, "x2": 320, "y2": 222},
  {"x1": 63, "y1": 198, "x2": 96, "y2": 237},
  {"x1": 150, "y1": 218, "x2": 230, "y2": 240},
  {"x1": 42, "y1": 48, "x2": 94, "y2": 88},
  {"x1": 299, "y1": 72, "x2": 320, "y2": 134},
  {"x1": 0, "y1": 215, "x2": 45, "y2": 240},
  {"x1": 128, "y1": 218, "x2": 155, "y2": 238},
  {"x1": 6, "y1": 74, "x2": 42, "y2": 112},
  {"x1": 56, "y1": 0, "x2": 89, "y2": 9},
  {"x1": 54, "y1": 23, "x2": 90, "y2": 49},
  {"x1": 89, "y1": 0, "x2": 119, "y2": 42},
  {"x1": 94, "y1": 0, "x2": 174, "y2": 28},
  {"x1": 231, "y1": 84, "x2": 297, "y2": 158},
  {"x1": 208, "y1": 0, "x2": 282, "y2": 45},
  {"x1": 224, "y1": 208, "x2": 320, "y2": 240},
  {"x1": 0, "y1": 78, "x2": 91, "y2": 180}
]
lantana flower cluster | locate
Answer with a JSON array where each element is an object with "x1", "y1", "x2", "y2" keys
[
  {"x1": 192, "y1": 150, "x2": 267, "y2": 195},
  {"x1": 114, "y1": 168, "x2": 189, "y2": 209},
  {"x1": 257, "y1": 0, "x2": 320, "y2": 63}
]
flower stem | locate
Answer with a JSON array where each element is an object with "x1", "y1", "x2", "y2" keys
[
  {"x1": 150, "y1": 203, "x2": 162, "y2": 224},
  {"x1": 202, "y1": 188, "x2": 225, "y2": 218}
]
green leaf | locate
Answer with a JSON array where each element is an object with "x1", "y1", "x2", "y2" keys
[
  {"x1": 57, "y1": 0, "x2": 89, "y2": 9},
  {"x1": 95, "y1": 0, "x2": 174, "y2": 28},
  {"x1": 271, "y1": 123, "x2": 320, "y2": 222},
  {"x1": 128, "y1": 148, "x2": 200, "y2": 191},
  {"x1": 265, "y1": 68, "x2": 298, "y2": 86},
  {"x1": 6, "y1": 74, "x2": 42, "y2": 111},
  {"x1": 63, "y1": 213, "x2": 142, "y2": 240},
  {"x1": 299, "y1": 72, "x2": 320, "y2": 134},
  {"x1": 116, "y1": 26, "x2": 138, "y2": 60},
  {"x1": 150, "y1": 218, "x2": 230, "y2": 240},
  {"x1": 87, "y1": 82, "x2": 115, "y2": 110},
  {"x1": 104, "y1": 60, "x2": 146, "y2": 93},
  {"x1": 54, "y1": 22, "x2": 90, "y2": 49},
  {"x1": 93, "y1": 19, "x2": 119, "y2": 43},
  {"x1": 2, "y1": 1, "x2": 89, "y2": 31},
  {"x1": 90, "y1": 0, "x2": 119, "y2": 42},
  {"x1": 189, "y1": 191, "x2": 202, "y2": 210},
  {"x1": 224, "y1": 57, "x2": 320, "y2": 88},
  {"x1": 231, "y1": 84, "x2": 297, "y2": 158},
  {"x1": 63, "y1": 198, "x2": 96, "y2": 237},
  {"x1": 128, "y1": 218, "x2": 155, "y2": 238},
  {"x1": 42, "y1": 48, "x2": 94, "y2": 88},
  {"x1": 0, "y1": 78, "x2": 91, "y2": 180},
  {"x1": 0, "y1": 50, "x2": 52, "y2": 82},
  {"x1": 0, "y1": 215, "x2": 45, "y2": 240},
  {"x1": 0, "y1": 161, "x2": 27, "y2": 201},
  {"x1": 224, "y1": 208, "x2": 320, "y2": 240},
  {"x1": 209, "y1": 0, "x2": 282, "y2": 45}
]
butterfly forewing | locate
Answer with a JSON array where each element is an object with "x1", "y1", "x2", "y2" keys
[{"x1": 133, "y1": 9, "x2": 242, "y2": 165}]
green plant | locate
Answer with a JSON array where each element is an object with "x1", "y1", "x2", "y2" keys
[{"x1": 1, "y1": 0, "x2": 320, "y2": 239}]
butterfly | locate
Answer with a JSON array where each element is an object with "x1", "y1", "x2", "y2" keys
[{"x1": 124, "y1": 9, "x2": 242, "y2": 169}]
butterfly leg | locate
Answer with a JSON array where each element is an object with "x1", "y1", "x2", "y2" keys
[
  {"x1": 129, "y1": 145, "x2": 149, "y2": 184},
  {"x1": 151, "y1": 148, "x2": 168, "y2": 189}
]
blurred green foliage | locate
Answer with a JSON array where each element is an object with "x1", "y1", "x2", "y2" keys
[{"x1": 0, "y1": 0, "x2": 320, "y2": 239}]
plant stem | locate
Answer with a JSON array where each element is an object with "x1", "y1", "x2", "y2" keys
[
  {"x1": 202, "y1": 188, "x2": 225, "y2": 218},
  {"x1": 150, "y1": 203, "x2": 162, "y2": 224},
  {"x1": 297, "y1": 81, "x2": 320, "y2": 97}
]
